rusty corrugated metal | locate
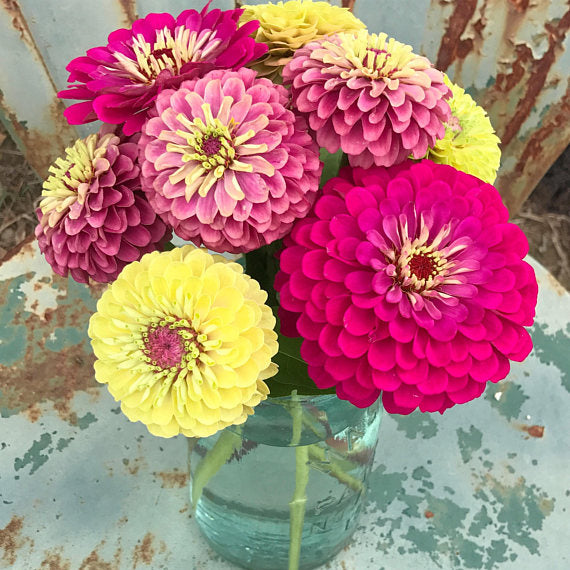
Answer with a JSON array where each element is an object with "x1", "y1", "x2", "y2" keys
[{"x1": 0, "y1": 0, "x2": 568, "y2": 212}]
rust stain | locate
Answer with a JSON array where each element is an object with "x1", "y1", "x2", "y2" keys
[
  {"x1": 497, "y1": 81, "x2": 570, "y2": 213},
  {"x1": 436, "y1": 0, "x2": 478, "y2": 71},
  {"x1": 25, "y1": 403, "x2": 42, "y2": 422},
  {"x1": 117, "y1": 0, "x2": 137, "y2": 27},
  {"x1": 0, "y1": 241, "x2": 101, "y2": 424},
  {"x1": 0, "y1": 2, "x2": 77, "y2": 178},
  {"x1": 545, "y1": 271, "x2": 567, "y2": 297},
  {"x1": 1, "y1": 0, "x2": 34, "y2": 46},
  {"x1": 124, "y1": 455, "x2": 147, "y2": 476},
  {"x1": 518, "y1": 424, "x2": 545, "y2": 438},
  {"x1": 0, "y1": 233, "x2": 34, "y2": 264},
  {"x1": 155, "y1": 469, "x2": 189, "y2": 489},
  {"x1": 508, "y1": 0, "x2": 529, "y2": 13},
  {"x1": 0, "y1": 516, "x2": 30, "y2": 566},
  {"x1": 0, "y1": 93, "x2": 76, "y2": 179},
  {"x1": 78, "y1": 549, "x2": 116, "y2": 570},
  {"x1": 40, "y1": 549, "x2": 71, "y2": 570},
  {"x1": 424, "y1": 510, "x2": 435, "y2": 518},
  {"x1": 132, "y1": 533, "x2": 156, "y2": 568},
  {"x1": 500, "y1": 10, "x2": 570, "y2": 147}
]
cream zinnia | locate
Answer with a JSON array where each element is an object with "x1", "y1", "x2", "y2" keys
[{"x1": 89, "y1": 245, "x2": 278, "y2": 438}]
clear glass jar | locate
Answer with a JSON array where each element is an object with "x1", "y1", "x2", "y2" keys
[{"x1": 188, "y1": 394, "x2": 383, "y2": 570}]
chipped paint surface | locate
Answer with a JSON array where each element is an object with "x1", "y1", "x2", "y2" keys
[
  {"x1": 1, "y1": 242, "x2": 569, "y2": 567},
  {"x1": 0, "y1": 0, "x2": 568, "y2": 212}
]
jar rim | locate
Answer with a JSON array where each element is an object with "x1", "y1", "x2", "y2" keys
[{"x1": 260, "y1": 393, "x2": 339, "y2": 406}]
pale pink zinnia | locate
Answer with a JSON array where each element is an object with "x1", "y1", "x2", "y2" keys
[
  {"x1": 58, "y1": 6, "x2": 267, "y2": 135},
  {"x1": 275, "y1": 160, "x2": 538, "y2": 414},
  {"x1": 35, "y1": 126, "x2": 170, "y2": 284},
  {"x1": 139, "y1": 67, "x2": 322, "y2": 253},
  {"x1": 283, "y1": 31, "x2": 451, "y2": 168}
]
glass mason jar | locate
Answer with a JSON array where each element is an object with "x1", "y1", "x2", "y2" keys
[{"x1": 188, "y1": 394, "x2": 383, "y2": 570}]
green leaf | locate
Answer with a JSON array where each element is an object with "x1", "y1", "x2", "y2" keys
[
  {"x1": 266, "y1": 309, "x2": 336, "y2": 398},
  {"x1": 319, "y1": 149, "x2": 344, "y2": 187}
]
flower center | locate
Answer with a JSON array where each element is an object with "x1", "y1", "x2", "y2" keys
[
  {"x1": 126, "y1": 27, "x2": 219, "y2": 82},
  {"x1": 337, "y1": 31, "x2": 418, "y2": 81},
  {"x1": 144, "y1": 326, "x2": 186, "y2": 369},
  {"x1": 408, "y1": 252, "x2": 437, "y2": 280},
  {"x1": 39, "y1": 133, "x2": 115, "y2": 228},
  {"x1": 396, "y1": 245, "x2": 448, "y2": 293},
  {"x1": 136, "y1": 315, "x2": 222, "y2": 385},
  {"x1": 165, "y1": 101, "x2": 265, "y2": 201},
  {"x1": 201, "y1": 135, "x2": 223, "y2": 157}
]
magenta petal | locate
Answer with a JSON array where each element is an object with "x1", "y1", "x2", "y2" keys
[
  {"x1": 388, "y1": 315, "x2": 416, "y2": 343},
  {"x1": 368, "y1": 339, "x2": 396, "y2": 371},
  {"x1": 372, "y1": 369, "x2": 401, "y2": 390},
  {"x1": 417, "y1": 367, "x2": 448, "y2": 394}
]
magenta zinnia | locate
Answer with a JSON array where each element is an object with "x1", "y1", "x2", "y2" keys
[
  {"x1": 275, "y1": 160, "x2": 538, "y2": 413},
  {"x1": 58, "y1": 6, "x2": 267, "y2": 135},
  {"x1": 139, "y1": 67, "x2": 322, "y2": 253},
  {"x1": 283, "y1": 31, "x2": 451, "y2": 168},
  {"x1": 35, "y1": 126, "x2": 169, "y2": 284}
]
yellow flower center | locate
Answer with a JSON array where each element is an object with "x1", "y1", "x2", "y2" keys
[
  {"x1": 165, "y1": 102, "x2": 267, "y2": 201},
  {"x1": 395, "y1": 244, "x2": 448, "y2": 293},
  {"x1": 115, "y1": 27, "x2": 220, "y2": 83},
  {"x1": 334, "y1": 31, "x2": 426, "y2": 81},
  {"x1": 39, "y1": 133, "x2": 115, "y2": 227}
]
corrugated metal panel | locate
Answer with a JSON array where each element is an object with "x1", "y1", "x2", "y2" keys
[{"x1": 0, "y1": 0, "x2": 568, "y2": 212}]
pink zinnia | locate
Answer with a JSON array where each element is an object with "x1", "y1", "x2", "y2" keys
[
  {"x1": 275, "y1": 160, "x2": 538, "y2": 413},
  {"x1": 58, "y1": 5, "x2": 267, "y2": 135},
  {"x1": 139, "y1": 67, "x2": 322, "y2": 253},
  {"x1": 283, "y1": 31, "x2": 451, "y2": 168},
  {"x1": 35, "y1": 126, "x2": 170, "y2": 284}
]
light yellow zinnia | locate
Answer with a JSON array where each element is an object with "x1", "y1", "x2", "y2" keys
[
  {"x1": 240, "y1": 0, "x2": 365, "y2": 79},
  {"x1": 88, "y1": 245, "x2": 278, "y2": 438},
  {"x1": 425, "y1": 77, "x2": 501, "y2": 184}
]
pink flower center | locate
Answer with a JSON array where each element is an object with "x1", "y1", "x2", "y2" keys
[
  {"x1": 201, "y1": 135, "x2": 222, "y2": 157},
  {"x1": 408, "y1": 253, "x2": 437, "y2": 281},
  {"x1": 144, "y1": 326, "x2": 186, "y2": 369},
  {"x1": 139, "y1": 318, "x2": 210, "y2": 372}
]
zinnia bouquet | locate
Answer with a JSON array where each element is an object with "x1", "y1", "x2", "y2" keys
[{"x1": 36, "y1": 2, "x2": 537, "y2": 568}]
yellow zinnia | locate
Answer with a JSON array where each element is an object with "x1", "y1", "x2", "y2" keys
[
  {"x1": 88, "y1": 245, "x2": 278, "y2": 438},
  {"x1": 425, "y1": 77, "x2": 501, "y2": 184},
  {"x1": 240, "y1": 0, "x2": 365, "y2": 80}
]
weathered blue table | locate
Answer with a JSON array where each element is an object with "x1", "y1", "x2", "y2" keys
[{"x1": 1, "y1": 238, "x2": 569, "y2": 569}]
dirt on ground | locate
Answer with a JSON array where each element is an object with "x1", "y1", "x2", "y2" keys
[{"x1": 0, "y1": 123, "x2": 568, "y2": 290}]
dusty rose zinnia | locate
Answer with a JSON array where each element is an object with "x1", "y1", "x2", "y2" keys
[
  {"x1": 275, "y1": 160, "x2": 538, "y2": 414},
  {"x1": 35, "y1": 126, "x2": 169, "y2": 284},
  {"x1": 283, "y1": 31, "x2": 451, "y2": 168},
  {"x1": 58, "y1": 6, "x2": 267, "y2": 135},
  {"x1": 139, "y1": 67, "x2": 322, "y2": 253}
]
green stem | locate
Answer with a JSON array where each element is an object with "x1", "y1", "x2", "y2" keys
[
  {"x1": 288, "y1": 392, "x2": 310, "y2": 570},
  {"x1": 307, "y1": 446, "x2": 364, "y2": 493},
  {"x1": 190, "y1": 429, "x2": 242, "y2": 508}
]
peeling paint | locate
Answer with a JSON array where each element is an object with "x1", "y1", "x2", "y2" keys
[
  {"x1": 457, "y1": 425, "x2": 483, "y2": 463},
  {"x1": 485, "y1": 380, "x2": 529, "y2": 421},
  {"x1": 0, "y1": 241, "x2": 99, "y2": 423},
  {"x1": 531, "y1": 322, "x2": 570, "y2": 393},
  {"x1": 392, "y1": 411, "x2": 439, "y2": 440}
]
